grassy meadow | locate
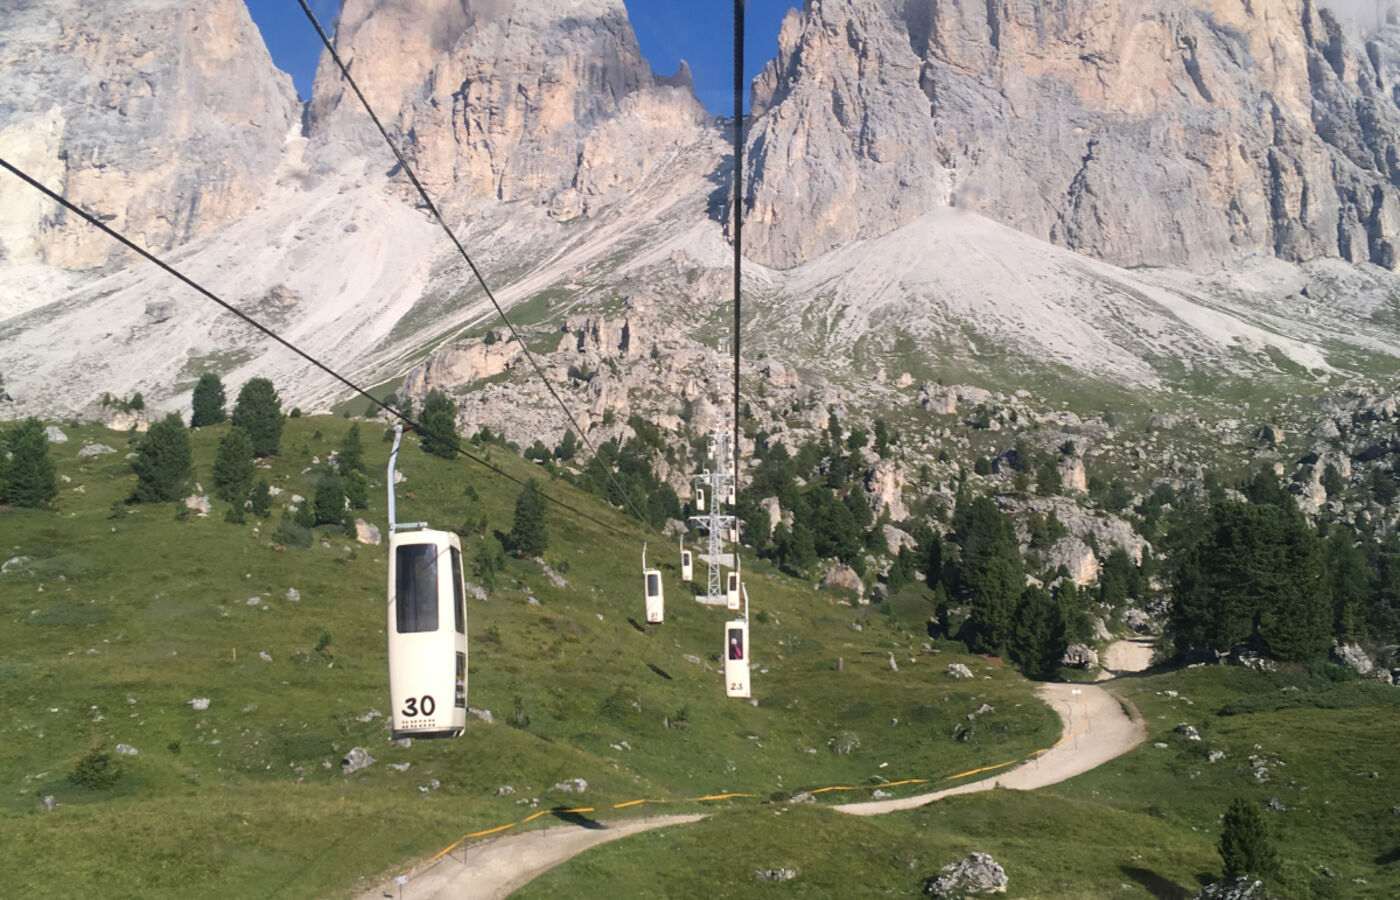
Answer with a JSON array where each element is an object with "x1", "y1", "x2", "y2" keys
[
  {"x1": 0, "y1": 415, "x2": 1060, "y2": 898},
  {"x1": 523, "y1": 667, "x2": 1400, "y2": 898}
]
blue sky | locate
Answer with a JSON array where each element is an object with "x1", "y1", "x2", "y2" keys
[{"x1": 244, "y1": 0, "x2": 800, "y2": 114}]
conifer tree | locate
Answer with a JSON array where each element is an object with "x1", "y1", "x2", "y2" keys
[
  {"x1": 210, "y1": 426, "x2": 254, "y2": 503},
  {"x1": 129, "y1": 413, "x2": 193, "y2": 503},
  {"x1": 509, "y1": 478, "x2": 548, "y2": 557},
  {"x1": 231, "y1": 378, "x2": 284, "y2": 457},
  {"x1": 1010, "y1": 585, "x2": 1066, "y2": 679},
  {"x1": 420, "y1": 390, "x2": 458, "y2": 459},
  {"x1": 190, "y1": 373, "x2": 226, "y2": 427},
  {"x1": 248, "y1": 479, "x2": 272, "y2": 518},
  {"x1": 344, "y1": 468, "x2": 369, "y2": 510},
  {"x1": 314, "y1": 471, "x2": 347, "y2": 527},
  {"x1": 4, "y1": 418, "x2": 58, "y2": 508},
  {"x1": 954, "y1": 496, "x2": 1023, "y2": 654},
  {"x1": 1218, "y1": 797, "x2": 1278, "y2": 881},
  {"x1": 555, "y1": 429, "x2": 578, "y2": 461},
  {"x1": 338, "y1": 423, "x2": 364, "y2": 475}
]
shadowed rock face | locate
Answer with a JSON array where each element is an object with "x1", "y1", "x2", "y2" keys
[
  {"x1": 307, "y1": 0, "x2": 707, "y2": 218},
  {"x1": 0, "y1": 0, "x2": 300, "y2": 270},
  {"x1": 741, "y1": 0, "x2": 1400, "y2": 272}
]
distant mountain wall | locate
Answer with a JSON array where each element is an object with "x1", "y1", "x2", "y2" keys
[
  {"x1": 741, "y1": 0, "x2": 1400, "y2": 272},
  {"x1": 305, "y1": 0, "x2": 708, "y2": 219},
  {"x1": 0, "y1": 0, "x2": 299, "y2": 270}
]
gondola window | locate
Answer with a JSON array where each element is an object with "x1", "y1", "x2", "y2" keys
[
  {"x1": 395, "y1": 544, "x2": 439, "y2": 633},
  {"x1": 450, "y1": 546, "x2": 465, "y2": 635}
]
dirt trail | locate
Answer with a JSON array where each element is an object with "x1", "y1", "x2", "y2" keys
[
  {"x1": 835, "y1": 680, "x2": 1145, "y2": 815},
  {"x1": 356, "y1": 814, "x2": 705, "y2": 900},
  {"x1": 1098, "y1": 636, "x2": 1155, "y2": 680},
  {"x1": 359, "y1": 640, "x2": 1153, "y2": 897}
]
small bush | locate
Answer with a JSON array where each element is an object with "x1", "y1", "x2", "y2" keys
[{"x1": 70, "y1": 746, "x2": 120, "y2": 789}]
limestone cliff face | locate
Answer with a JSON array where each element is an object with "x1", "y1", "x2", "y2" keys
[
  {"x1": 308, "y1": 0, "x2": 708, "y2": 218},
  {"x1": 742, "y1": 0, "x2": 1400, "y2": 271},
  {"x1": 0, "y1": 0, "x2": 300, "y2": 270}
]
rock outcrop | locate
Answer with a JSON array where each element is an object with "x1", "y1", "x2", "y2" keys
[
  {"x1": 741, "y1": 0, "x2": 1400, "y2": 272},
  {"x1": 0, "y1": 0, "x2": 299, "y2": 269},
  {"x1": 308, "y1": 0, "x2": 707, "y2": 219}
]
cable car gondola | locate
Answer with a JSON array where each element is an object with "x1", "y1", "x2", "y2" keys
[
  {"x1": 680, "y1": 547, "x2": 693, "y2": 582},
  {"x1": 725, "y1": 619, "x2": 750, "y2": 698},
  {"x1": 642, "y1": 543, "x2": 664, "y2": 624},
  {"x1": 386, "y1": 426, "x2": 468, "y2": 740},
  {"x1": 726, "y1": 570, "x2": 740, "y2": 610}
]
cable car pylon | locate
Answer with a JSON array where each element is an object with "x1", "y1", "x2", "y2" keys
[{"x1": 386, "y1": 425, "x2": 469, "y2": 739}]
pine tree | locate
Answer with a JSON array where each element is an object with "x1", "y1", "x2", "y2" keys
[
  {"x1": 420, "y1": 390, "x2": 458, "y2": 459},
  {"x1": 344, "y1": 468, "x2": 369, "y2": 510},
  {"x1": 231, "y1": 378, "x2": 284, "y2": 458},
  {"x1": 314, "y1": 471, "x2": 347, "y2": 527},
  {"x1": 248, "y1": 479, "x2": 272, "y2": 518},
  {"x1": 210, "y1": 426, "x2": 254, "y2": 503},
  {"x1": 952, "y1": 496, "x2": 1024, "y2": 654},
  {"x1": 873, "y1": 418, "x2": 892, "y2": 458},
  {"x1": 129, "y1": 413, "x2": 193, "y2": 503},
  {"x1": 555, "y1": 429, "x2": 578, "y2": 461},
  {"x1": 190, "y1": 373, "x2": 226, "y2": 427},
  {"x1": 1010, "y1": 586, "x2": 1067, "y2": 679},
  {"x1": 509, "y1": 478, "x2": 548, "y2": 557},
  {"x1": 294, "y1": 496, "x2": 315, "y2": 529},
  {"x1": 1218, "y1": 797, "x2": 1278, "y2": 881},
  {"x1": 338, "y1": 423, "x2": 364, "y2": 475},
  {"x1": 4, "y1": 418, "x2": 58, "y2": 508},
  {"x1": 1169, "y1": 500, "x2": 1331, "y2": 661}
]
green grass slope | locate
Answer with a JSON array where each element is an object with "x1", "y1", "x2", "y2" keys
[
  {"x1": 0, "y1": 416, "x2": 1058, "y2": 899},
  {"x1": 523, "y1": 668, "x2": 1400, "y2": 898}
]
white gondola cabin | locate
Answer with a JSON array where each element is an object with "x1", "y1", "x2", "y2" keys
[
  {"x1": 680, "y1": 548, "x2": 693, "y2": 582},
  {"x1": 696, "y1": 487, "x2": 706, "y2": 512},
  {"x1": 385, "y1": 425, "x2": 467, "y2": 740},
  {"x1": 387, "y1": 528, "x2": 468, "y2": 739},
  {"x1": 643, "y1": 543, "x2": 664, "y2": 623},
  {"x1": 644, "y1": 569, "x2": 664, "y2": 624},
  {"x1": 726, "y1": 571, "x2": 741, "y2": 610},
  {"x1": 724, "y1": 619, "x2": 750, "y2": 698}
]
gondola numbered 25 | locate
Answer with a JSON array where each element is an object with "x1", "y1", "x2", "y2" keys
[{"x1": 385, "y1": 425, "x2": 468, "y2": 740}]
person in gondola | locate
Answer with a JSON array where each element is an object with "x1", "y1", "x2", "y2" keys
[{"x1": 729, "y1": 634, "x2": 743, "y2": 660}]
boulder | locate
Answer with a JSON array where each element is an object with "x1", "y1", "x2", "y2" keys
[
  {"x1": 44, "y1": 426, "x2": 68, "y2": 443},
  {"x1": 1332, "y1": 642, "x2": 1373, "y2": 677},
  {"x1": 115, "y1": 744, "x2": 138, "y2": 756},
  {"x1": 822, "y1": 563, "x2": 864, "y2": 599},
  {"x1": 1062, "y1": 644, "x2": 1098, "y2": 670},
  {"x1": 77, "y1": 443, "x2": 116, "y2": 458},
  {"x1": 1193, "y1": 878, "x2": 1267, "y2": 900},
  {"x1": 1048, "y1": 538, "x2": 1097, "y2": 587},
  {"x1": 1121, "y1": 608, "x2": 1151, "y2": 633},
  {"x1": 754, "y1": 868, "x2": 798, "y2": 882},
  {"x1": 945, "y1": 663, "x2": 974, "y2": 679},
  {"x1": 864, "y1": 458, "x2": 909, "y2": 521},
  {"x1": 828, "y1": 731, "x2": 861, "y2": 755},
  {"x1": 341, "y1": 747, "x2": 376, "y2": 775},
  {"x1": 882, "y1": 524, "x2": 915, "y2": 556},
  {"x1": 1228, "y1": 647, "x2": 1277, "y2": 672},
  {"x1": 759, "y1": 497, "x2": 783, "y2": 532},
  {"x1": 924, "y1": 852, "x2": 1008, "y2": 897},
  {"x1": 553, "y1": 778, "x2": 588, "y2": 793},
  {"x1": 354, "y1": 519, "x2": 381, "y2": 545},
  {"x1": 1174, "y1": 724, "x2": 1201, "y2": 741},
  {"x1": 183, "y1": 494, "x2": 212, "y2": 517},
  {"x1": 188, "y1": 698, "x2": 210, "y2": 710}
]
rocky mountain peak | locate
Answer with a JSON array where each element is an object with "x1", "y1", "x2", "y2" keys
[
  {"x1": 0, "y1": 0, "x2": 300, "y2": 270},
  {"x1": 740, "y1": 0, "x2": 1400, "y2": 272},
  {"x1": 308, "y1": 0, "x2": 708, "y2": 218}
]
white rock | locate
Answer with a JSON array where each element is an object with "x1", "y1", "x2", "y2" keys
[
  {"x1": 189, "y1": 698, "x2": 210, "y2": 710},
  {"x1": 45, "y1": 426, "x2": 68, "y2": 443}
]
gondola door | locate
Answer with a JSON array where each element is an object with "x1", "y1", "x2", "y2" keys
[{"x1": 387, "y1": 529, "x2": 468, "y2": 739}]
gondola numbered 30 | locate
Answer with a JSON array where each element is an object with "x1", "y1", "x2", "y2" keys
[{"x1": 385, "y1": 425, "x2": 468, "y2": 740}]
